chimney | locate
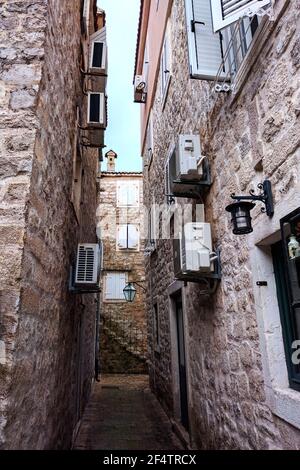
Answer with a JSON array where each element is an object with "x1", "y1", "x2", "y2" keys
[{"x1": 105, "y1": 149, "x2": 117, "y2": 172}]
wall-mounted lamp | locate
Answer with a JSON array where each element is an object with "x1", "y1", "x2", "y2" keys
[
  {"x1": 123, "y1": 281, "x2": 146, "y2": 303},
  {"x1": 226, "y1": 180, "x2": 274, "y2": 235}
]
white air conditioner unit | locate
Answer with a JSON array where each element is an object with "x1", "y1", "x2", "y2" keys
[
  {"x1": 75, "y1": 243, "x2": 101, "y2": 286},
  {"x1": 168, "y1": 134, "x2": 207, "y2": 197},
  {"x1": 134, "y1": 75, "x2": 147, "y2": 103},
  {"x1": 87, "y1": 92, "x2": 106, "y2": 128},
  {"x1": 174, "y1": 223, "x2": 214, "y2": 279}
]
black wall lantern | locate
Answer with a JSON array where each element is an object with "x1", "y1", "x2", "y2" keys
[
  {"x1": 123, "y1": 283, "x2": 137, "y2": 302},
  {"x1": 226, "y1": 180, "x2": 274, "y2": 235},
  {"x1": 123, "y1": 281, "x2": 146, "y2": 303}
]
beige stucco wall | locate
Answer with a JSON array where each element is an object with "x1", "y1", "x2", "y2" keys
[{"x1": 142, "y1": 0, "x2": 300, "y2": 449}]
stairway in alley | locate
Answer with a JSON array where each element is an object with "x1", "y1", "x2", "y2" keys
[{"x1": 73, "y1": 375, "x2": 183, "y2": 450}]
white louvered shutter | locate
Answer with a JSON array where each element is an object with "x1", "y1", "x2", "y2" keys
[
  {"x1": 161, "y1": 26, "x2": 171, "y2": 97},
  {"x1": 210, "y1": 0, "x2": 271, "y2": 32},
  {"x1": 128, "y1": 225, "x2": 139, "y2": 250},
  {"x1": 127, "y1": 182, "x2": 139, "y2": 207},
  {"x1": 117, "y1": 182, "x2": 128, "y2": 206},
  {"x1": 105, "y1": 273, "x2": 115, "y2": 299},
  {"x1": 105, "y1": 272, "x2": 127, "y2": 300},
  {"x1": 117, "y1": 225, "x2": 127, "y2": 249},
  {"x1": 116, "y1": 273, "x2": 127, "y2": 299},
  {"x1": 185, "y1": 0, "x2": 225, "y2": 80}
]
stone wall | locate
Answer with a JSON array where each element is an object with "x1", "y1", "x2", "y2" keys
[
  {"x1": 144, "y1": 0, "x2": 300, "y2": 449},
  {"x1": 97, "y1": 173, "x2": 147, "y2": 374},
  {"x1": 0, "y1": 0, "x2": 99, "y2": 449}
]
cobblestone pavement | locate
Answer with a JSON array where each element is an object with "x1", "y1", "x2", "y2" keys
[{"x1": 73, "y1": 374, "x2": 183, "y2": 450}]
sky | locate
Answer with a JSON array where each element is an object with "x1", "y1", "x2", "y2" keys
[{"x1": 98, "y1": 0, "x2": 142, "y2": 172}]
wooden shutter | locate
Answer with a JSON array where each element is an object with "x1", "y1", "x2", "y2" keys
[
  {"x1": 210, "y1": 0, "x2": 271, "y2": 32},
  {"x1": 128, "y1": 225, "x2": 139, "y2": 250},
  {"x1": 117, "y1": 182, "x2": 128, "y2": 206},
  {"x1": 185, "y1": 0, "x2": 225, "y2": 80},
  {"x1": 117, "y1": 225, "x2": 127, "y2": 249},
  {"x1": 161, "y1": 26, "x2": 171, "y2": 97},
  {"x1": 127, "y1": 182, "x2": 139, "y2": 206},
  {"x1": 116, "y1": 272, "x2": 127, "y2": 299},
  {"x1": 105, "y1": 272, "x2": 127, "y2": 300},
  {"x1": 105, "y1": 273, "x2": 115, "y2": 300}
]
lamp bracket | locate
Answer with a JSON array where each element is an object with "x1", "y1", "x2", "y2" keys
[{"x1": 230, "y1": 180, "x2": 274, "y2": 217}]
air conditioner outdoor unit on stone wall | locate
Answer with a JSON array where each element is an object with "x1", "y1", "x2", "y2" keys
[
  {"x1": 174, "y1": 223, "x2": 215, "y2": 280},
  {"x1": 75, "y1": 243, "x2": 101, "y2": 286},
  {"x1": 168, "y1": 134, "x2": 208, "y2": 197},
  {"x1": 134, "y1": 75, "x2": 147, "y2": 103}
]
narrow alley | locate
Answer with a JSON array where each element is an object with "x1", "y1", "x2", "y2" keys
[{"x1": 73, "y1": 375, "x2": 183, "y2": 450}]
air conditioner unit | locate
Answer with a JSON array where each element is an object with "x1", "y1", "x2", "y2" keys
[
  {"x1": 174, "y1": 223, "x2": 214, "y2": 279},
  {"x1": 87, "y1": 92, "x2": 106, "y2": 128},
  {"x1": 75, "y1": 243, "x2": 101, "y2": 286},
  {"x1": 134, "y1": 75, "x2": 147, "y2": 103},
  {"x1": 168, "y1": 134, "x2": 207, "y2": 197}
]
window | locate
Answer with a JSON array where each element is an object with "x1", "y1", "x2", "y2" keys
[
  {"x1": 222, "y1": 14, "x2": 260, "y2": 79},
  {"x1": 185, "y1": 0, "x2": 225, "y2": 80},
  {"x1": 117, "y1": 181, "x2": 139, "y2": 207},
  {"x1": 104, "y1": 272, "x2": 127, "y2": 301},
  {"x1": 210, "y1": 0, "x2": 271, "y2": 32},
  {"x1": 117, "y1": 224, "x2": 140, "y2": 251},
  {"x1": 160, "y1": 24, "x2": 171, "y2": 102},
  {"x1": 87, "y1": 92, "x2": 105, "y2": 125},
  {"x1": 153, "y1": 303, "x2": 161, "y2": 352},
  {"x1": 145, "y1": 111, "x2": 153, "y2": 166},
  {"x1": 272, "y1": 208, "x2": 300, "y2": 392}
]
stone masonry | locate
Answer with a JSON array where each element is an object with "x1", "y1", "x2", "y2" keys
[
  {"x1": 0, "y1": 0, "x2": 102, "y2": 449},
  {"x1": 141, "y1": 0, "x2": 300, "y2": 450},
  {"x1": 97, "y1": 168, "x2": 147, "y2": 374}
]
